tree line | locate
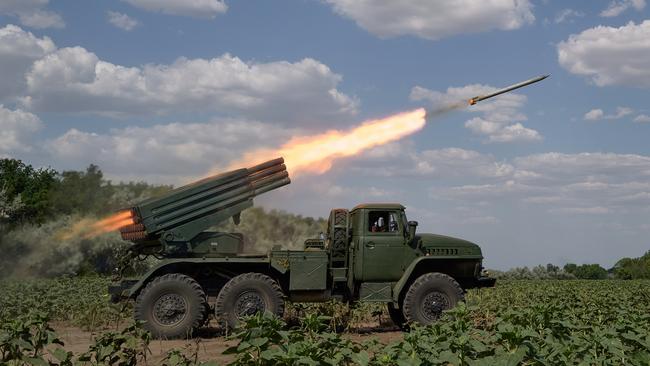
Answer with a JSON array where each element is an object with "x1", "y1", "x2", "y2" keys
[{"x1": 0, "y1": 158, "x2": 648, "y2": 279}]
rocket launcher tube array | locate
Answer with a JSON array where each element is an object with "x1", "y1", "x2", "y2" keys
[{"x1": 120, "y1": 158, "x2": 290, "y2": 242}]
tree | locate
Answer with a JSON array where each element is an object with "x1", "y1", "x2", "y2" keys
[
  {"x1": 0, "y1": 159, "x2": 57, "y2": 224},
  {"x1": 612, "y1": 251, "x2": 650, "y2": 279},
  {"x1": 564, "y1": 263, "x2": 608, "y2": 280},
  {"x1": 49, "y1": 164, "x2": 113, "y2": 215}
]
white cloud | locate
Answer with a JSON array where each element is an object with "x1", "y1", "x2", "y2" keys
[
  {"x1": 584, "y1": 109, "x2": 604, "y2": 121},
  {"x1": 23, "y1": 48, "x2": 358, "y2": 125},
  {"x1": 46, "y1": 119, "x2": 293, "y2": 183},
  {"x1": 0, "y1": 25, "x2": 56, "y2": 101},
  {"x1": 634, "y1": 114, "x2": 650, "y2": 123},
  {"x1": 107, "y1": 11, "x2": 140, "y2": 31},
  {"x1": 325, "y1": 0, "x2": 534, "y2": 40},
  {"x1": 411, "y1": 83, "x2": 541, "y2": 143},
  {"x1": 548, "y1": 207, "x2": 610, "y2": 215},
  {"x1": 600, "y1": 0, "x2": 645, "y2": 17},
  {"x1": 555, "y1": 9, "x2": 584, "y2": 24},
  {"x1": 584, "y1": 107, "x2": 633, "y2": 121},
  {"x1": 123, "y1": 0, "x2": 227, "y2": 18},
  {"x1": 0, "y1": 105, "x2": 43, "y2": 156},
  {"x1": 346, "y1": 143, "x2": 515, "y2": 179},
  {"x1": 428, "y1": 151, "x2": 650, "y2": 219},
  {"x1": 0, "y1": 0, "x2": 64, "y2": 29},
  {"x1": 558, "y1": 21, "x2": 650, "y2": 87}
]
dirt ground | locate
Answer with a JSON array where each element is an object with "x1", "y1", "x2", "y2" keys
[{"x1": 54, "y1": 324, "x2": 404, "y2": 364}]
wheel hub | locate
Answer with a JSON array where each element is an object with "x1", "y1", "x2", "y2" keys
[
  {"x1": 235, "y1": 291, "x2": 266, "y2": 317},
  {"x1": 153, "y1": 293, "x2": 188, "y2": 326},
  {"x1": 422, "y1": 291, "x2": 450, "y2": 321}
]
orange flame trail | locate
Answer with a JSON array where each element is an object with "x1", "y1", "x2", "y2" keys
[
  {"x1": 58, "y1": 210, "x2": 134, "y2": 240},
  {"x1": 230, "y1": 108, "x2": 427, "y2": 175},
  {"x1": 91, "y1": 211, "x2": 134, "y2": 233}
]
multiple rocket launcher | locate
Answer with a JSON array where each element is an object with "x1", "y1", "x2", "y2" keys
[{"x1": 119, "y1": 158, "x2": 290, "y2": 247}]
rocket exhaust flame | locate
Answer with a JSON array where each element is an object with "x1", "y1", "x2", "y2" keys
[
  {"x1": 58, "y1": 210, "x2": 134, "y2": 240},
  {"x1": 228, "y1": 108, "x2": 427, "y2": 175}
]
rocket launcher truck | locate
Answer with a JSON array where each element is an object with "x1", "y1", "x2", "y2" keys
[{"x1": 110, "y1": 157, "x2": 495, "y2": 338}]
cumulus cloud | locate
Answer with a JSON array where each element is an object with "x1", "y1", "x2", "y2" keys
[
  {"x1": 411, "y1": 84, "x2": 541, "y2": 143},
  {"x1": 430, "y1": 151, "x2": 650, "y2": 217},
  {"x1": 558, "y1": 21, "x2": 650, "y2": 87},
  {"x1": 0, "y1": 105, "x2": 43, "y2": 156},
  {"x1": 0, "y1": 24, "x2": 56, "y2": 101},
  {"x1": 0, "y1": 0, "x2": 64, "y2": 29},
  {"x1": 123, "y1": 0, "x2": 227, "y2": 18},
  {"x1": 344, "y1": 142, "x2": 515, "y2": 180},
  {"x1": 554, "y1": 9, "x2": 584, "y2": 24},
  {"x1": 600, "y1": 0, "x2": 645, "y2": 17},
  {"x1": 325, "y1": 0, "x2": 534, "y2": 40},
  {"x1": 46, "y1": 119, "x2": 293, "y2": 183},
  {"x1": 584, "y1": 107, "x2": 633, "y2": 121},
  {"x1": 633, "y1": 114, "x2": 650, "y2": 123},
  {"x1": 584, "y1": 109, "x2": 604, "y2": 121},
  {"x1": 107, "y1": 11, "x2": 140, "y2": 31},
  {"x1": 22, "y1": 47, "x2": 358, "y2": 124}
]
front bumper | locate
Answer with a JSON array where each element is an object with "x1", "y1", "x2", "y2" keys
[{"x1": 108, "y1": 279, "x2": 138, "y2": 303}]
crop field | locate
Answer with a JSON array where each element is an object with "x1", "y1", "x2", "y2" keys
[{"x1": 1, "y1": 278, "x2": 650, "y2": 365}]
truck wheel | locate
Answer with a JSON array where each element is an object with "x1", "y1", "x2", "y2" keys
[
  {"x1": 387, "y1": 303, "x2": 406, "y2": 329},
  {"x1": 215, "y1": 273, "x2": 284, "y2": 329},
  {"x1": 134, "y1": 273, "x2": 207, "y2": 339},
  {"x1": 402, "y1": 272, "x2": 464, "y2": 326}
]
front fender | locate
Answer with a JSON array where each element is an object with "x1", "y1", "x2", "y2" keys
[
  {"x1": 392, "y1": 257, "x2": 426, "y2": 302},
  {"x1": 391, "y1": 256, "x2": 483, "y2": 302}
]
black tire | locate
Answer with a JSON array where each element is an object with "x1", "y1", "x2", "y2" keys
[
  {"x1": 402, "y1": 272, "x2": 464, "y2": 326},
  {"x1": 215, "y1": 273, "x2": 284, "y2": 329},
  {"x1": 387, "y1": 303, "x2": 406, "y2": 329},
  {"x1": 134, "y1": 273, "x2": 207, "y2": 339}
]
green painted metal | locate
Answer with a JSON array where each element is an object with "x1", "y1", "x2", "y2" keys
[
  {"x1": 111, "y1": 158, "x2": 494, "y2": 306},
  {"x1": 288, "y1": 251, "x2": 328, "y2": 290},
  {"x1": 359, "y1": 282, "x2": 394, "y2": 302},
  {"x1": 124, "y1": 256, "x2": 270, "y2": 298},
  {"x1": 120, "y1": 158, "x2": 290, "y2": 256}
]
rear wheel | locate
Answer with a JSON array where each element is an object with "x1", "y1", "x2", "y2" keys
[
  {"x1": 215, "y1": 273, "x2": 284, "y2": 329},
  {"x1": 402, "y1": 272, "x2": 464, "y2": 326},
  {"x1": 134, "y1": 273, "x2": 207, "y2": 339}
]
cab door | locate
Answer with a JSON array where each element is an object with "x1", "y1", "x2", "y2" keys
[{"x1": 360, "y1": 210, "x2": 406, "y2": 281}]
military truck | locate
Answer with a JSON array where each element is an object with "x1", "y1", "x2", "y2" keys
[{"x1": 109, "y1": 158, "x2": 495, "y2": 338}]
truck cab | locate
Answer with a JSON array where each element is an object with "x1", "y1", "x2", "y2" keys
[{"x1": 349, "y1": 204, "x2": 490, "y2": 289}]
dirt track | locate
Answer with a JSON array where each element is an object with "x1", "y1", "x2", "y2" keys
[{"x1": 55, "y1": 324, "x2": 404, "y2": 364}]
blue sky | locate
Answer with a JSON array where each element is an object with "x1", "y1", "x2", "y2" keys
[{"x1": 1, "y1": 0, "x2": 649, "y2": 269}]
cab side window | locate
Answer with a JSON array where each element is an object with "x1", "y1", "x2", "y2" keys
[{"x1": 368, "y1": 211, "x2": 400, "y2": 233}]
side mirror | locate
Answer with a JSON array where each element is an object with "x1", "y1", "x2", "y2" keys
[{"x1": 407, "y1": 221, "x2": 418, "y2": 241}]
